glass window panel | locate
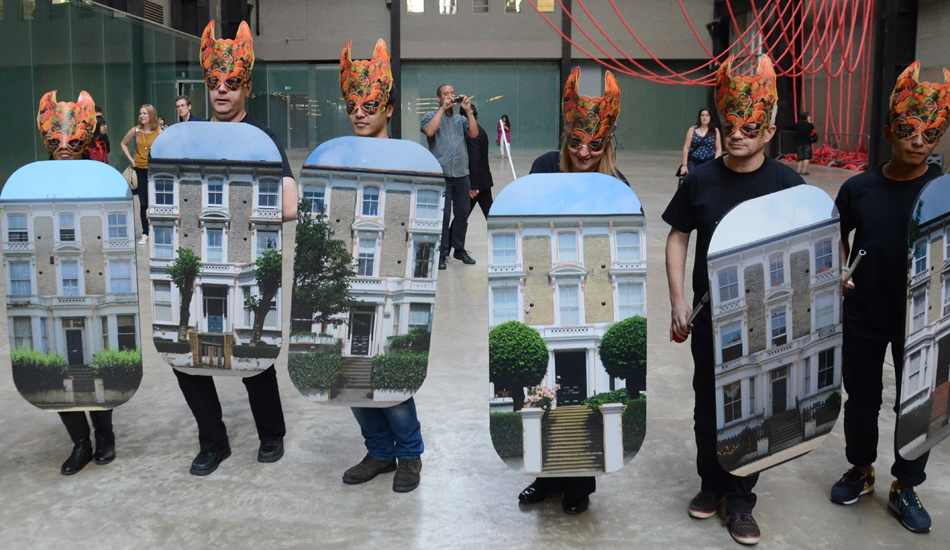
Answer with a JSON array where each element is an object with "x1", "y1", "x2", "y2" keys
[
  {"x1": 618, "y1": 283, "x2": 644, "y2": 319},
  {"x1": 914, "y1": 240, "x2": 928, "y2": 275},
  {"x1": 257, "y1": 230, "x2": 279, "y2": 259},
  {"x1": 258, "y1": 179, "x2": 280, "y2": 207},
  {"x1": 492, "y1": 233, "x2": 516, "y2": 264},
  {"x1": 117, "y1": 314, "x2": 136, "y2": 351},
  {"x1": 818, "y1": 348, "x2": 835, "y2": 389},
  {"x1": 155, "y1": 178, "x2": 175, "y2": 205},
  {"x1": 416, "y1": 190, "x2": 440, "y2": 220},
  {"x1": 61, "y1": 261, "x2": 78, "y2": 295},
  {"x1": 10, "y1": 262, "x2": 31, "y2": 295},
  {"x1": 559, "y1": 285, "x2": 579, "y2": 325},
  {"x1": 102, "y1": 316, "x2": 110, "y2": 350},
  {"x1": 718, "y1": 267, "x2": 739, "y2": 302},
  {"x1": 304, "y1": 184, "x2": 325, "y2": 213},
  {"x1": 8, "y1": 214, "x2": 28, "y2": 242},
  {"x1": 815, "y1": 239, "x2": 833, "y2": 273},
  {"x1": 409, "y1": 303, "x2": 431, "y2": 329},
  {"x1": 493, "y1": 287, "x2": 518, "y2": 325},
  {"x1": 769, "y1": 253, "x2": 784, "y2": 287},
  {"x1": 557, "y1": 232, "x2": 577, "y2": 262},
  {"x1": 362, "y1": 186, "x2": 380, "y2": 217},
  {"x1": 616, "y1": 231, "x2": 640, "y2": 262},
  {"x1": 413, "y1": 241, "x2": 436, "y2": 278},
  {"x1": 408, "y1": 0, "x2": 424, "y2": 13},
  {"x1": 721, "y1": 322, "x2": 743, "y2": 362},
  {"x1": 506, "y1": 0, "x2": 522, "y2": 13},
  {"x1": 723, "y1": 381, "x2": 742, "y2": 423},
  {"x1": 13, "y1": 317, "x2": 32, "y2": 350},
  {"x1": 154, "y1": 281, "x2": 172, "y2": 323},
  {"x1": 474, "y1": 0, "x2": 490, "y2": 13},
  {"x1": 439, "y1": 0, "x2": 456, "y2": 14},
  {"x1": 154, "y1": 226, "x2": 174, "y2": 258},
  {"x1": 815, "y1": 294, "x2": 835, "y2": 328},
  {"x1": 770, "y1": 309, "x2": 787, "y2": 346},
  {"x1": 59, "y1": 214, "x2": 75, "y2": 241},
  {"x1": 537, "y1": 0, "x2": 555, "y2": 11},
  {"x1": 207, "y1": 229, "x2": 223, "y2": 263},
  {"x1": 358, "y1": 238, "x2": 376, "y2": 276},
  {"x1": 208, "y1": 179, "x2": 223, "y2": 206},
  {"x1": 110, "y1": 261, "x2": 132, "y2": 293},
  {"x1": 912, "y1": 293, "x2": 927, "y2": 332},
  {"x1": 108, "y1": 213, "x2": 128, "y2": 239}
]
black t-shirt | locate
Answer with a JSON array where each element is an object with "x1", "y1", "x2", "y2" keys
[
  {"x1": 793, "y1": 121, "x2": 816, "y2": 147},
  {"x1": 662, "y1": 156, "x2": 804, "y2": 329},
  {"x1": 528, "y1": 151, "x2": 629, "y2": 185},
  {"x1": 835, "y1": 164, "x2": 940, "y2": 341},
  {"x1": 240, "y1": 114, "x2": 293, "y2": 178}
]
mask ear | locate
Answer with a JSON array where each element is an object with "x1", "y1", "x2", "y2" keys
[
  {"x1": 201, "y1": 20, "x2": 216, "y2": 53},
  {"x1": 76, "y1": 91, "x2": 97, "y2": 133},
  {"x1": 894, "y1": 61, "x2": 921, "y2": 94},
  {"x1": 603, "y1": 70, "x2": 620, "y2": 104},
  {"x1": 943, "y1": 68, "x2": 950, "y2": 85},
  {"x1": 235, "y1": 21, "x2": 254, "y2": 70},
  {"x1": 715, "y1": 55, "x2": 735, "y2": 91},
  {"x1": 756, "y1": 55, "x2": 776, "y2": 82},
  {"x1": 372, "y1": 38, "x2": 390, "y2": 67},
  {"x1": 37, "y1": 90, "x2": 58, "y2": 127},
  {"x1": 340, "y1": 40, "x2": 353, "y2": 91},
  {"x1": 562, "y1": 67, "x2": 581, "y2": 109}
]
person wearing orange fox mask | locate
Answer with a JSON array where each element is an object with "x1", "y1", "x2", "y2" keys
[
  {"x1": 663, "y1": 56, "x2": 804, "y2": 545},
  {"x1": 828, "y1": 61, "x2": 950, "y2": 534}
]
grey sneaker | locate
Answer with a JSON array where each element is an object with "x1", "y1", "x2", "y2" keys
[
  {"x1": 342, "y1": 454, "x2": 396, "y2": 485},
  {"x1": 393, "y1": 458, "x2": 422, "y2": 493},
  {"x1": 689, "y1": 491, "x2": 723, "y2": 519},
  {"x1": 724, "y1": 512, "x2": 761, "y2": 545}
]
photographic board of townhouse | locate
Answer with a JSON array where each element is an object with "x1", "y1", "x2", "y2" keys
[
  {"x1": 1, "y1": 160, "x2": 142, "y2": 412},
  {"x1": 487, "y1": 173, "x2": 646, "y2": 477},
  {"x1": 148, "y1": 122, "x2": 284, "y2": 376},
  {"x1": 287, "y1": 136, "x2": 444, "y2": 407},
  {"x1": 897, "y1": 174, "x2": 950, "y2": 460},
  {"x1": 707, "y1": 185, "x2": 842, "y2": 476}
]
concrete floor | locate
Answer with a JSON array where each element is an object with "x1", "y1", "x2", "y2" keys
[{"x1": 0, "y1": 149, "x2": 946, "y2": 550}]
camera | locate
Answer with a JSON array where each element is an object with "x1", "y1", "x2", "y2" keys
[{"x1": 453, "y1": 95, "x2": 464, "y2": 104}]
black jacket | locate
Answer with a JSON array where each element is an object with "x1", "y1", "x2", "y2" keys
[{"x1": 466, "y1": 124, "x2": 494, "y2": 192}]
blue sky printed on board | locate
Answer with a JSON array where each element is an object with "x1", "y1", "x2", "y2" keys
[
  {"x1": 709, "y1": 185, "x2": 837, "y2": 256},
  {"x1": 150, "y1": 121, "x2": 282, "y2": 162},
  {"x1": 2, "y1": 160, "x2": 130, "y2": 201},
  {"x1": 490, "y1": 173, "x2": 642, "y2": 217},
  {"x1": 916, "y1": 174, "x2": 950, "y2": 226},
  {"x1": 305, "y1": 136, "x2": 443, "y2": 174}
]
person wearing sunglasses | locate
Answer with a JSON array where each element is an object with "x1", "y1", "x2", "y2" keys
[
  {"x1": 169, "y1": 20, "x2": 296, "y2": 478},
  {"x1": 663, "y1": 56, "x2": 804, "y2": 546},
  {"x1": 35, "y1": 90, "x2": 118, "y2": 475},
  {"x1": 120, "y1": 103, "x2": 161, "y2": 245},
  {"x1": 828, "y1": 61, "x2": 949, "y2": 535},
  {"x1": 517, "y1": 68, "x2": 628, "y2": 516}
]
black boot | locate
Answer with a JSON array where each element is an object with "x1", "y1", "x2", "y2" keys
[
  {"x1": 90, "y1": 410, "x2": 115, "y2": 465},
  {"x1": 61, "y1": 438, "x2": 93, "y2": 475}
]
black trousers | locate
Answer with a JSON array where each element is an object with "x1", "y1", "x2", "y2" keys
[
  {"x1": 529, "y1": 476, "x2": 596, "y2": 501},
  {"x1": 691, "y1": 321, "x2": 759, "y2": 513},
  {"x1": 448, "y1": 189, "x2": 494, "y2": 247},
  {"x1": 133, "y1": 167, "x2": 150, "y2": 234},
  {"x1": 440, "y1": 176, "x2": 471, "y2": 257},
  {"x1": 842, "y1": 328, "x2": 929, "y2": 486},
  {"x1": 174, "y1": 366, "x2": 286, "y2": 453},
  {"x1": 59, "y1": 410, "x2": 113, "y2": 444}
]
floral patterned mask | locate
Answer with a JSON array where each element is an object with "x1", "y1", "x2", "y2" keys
[
  {"x1": 37, "y1": 90, "x2": 97, "y2": 154},
  {"x1": 715, "y1": 55, "x2": 778, "y2": 139},
  {"x1": 340, "y1": 39, "x2": 393, "y2": 116},
  {"x1": 200, "y1": 20, "x2": 254, "y2": 92},
  {"x1": 889, "y1": 61, "x2": 950, "y2": 145},
  {"x1": 561, "y1": 67, "x2": 620, "y2": 152}
]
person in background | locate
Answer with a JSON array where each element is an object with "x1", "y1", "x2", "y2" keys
[
  {"x1": 176, "y1": 94, "x2": 205, "y2": 122},
  {"x1": 828, "y1": 61, "x2": 949, "y2": 535},
  {"x1": 518, "y1": 67, "x2": 628, "y2": 516},
  {"x1": 664, "y1": 55, "x2": 803, "y2": 546},
  {"x1": 337, "y1": 39, "x2": 424, "y2": 493},
  {"x1": 679, "y1": 108, "x2": 721, "y2": 176},
  {"x1": 466, "y1": 103, "x2": 494, "y2": 219},
  {"x1": 158, "y1": 116, "x2": 168, "y2": 130},
  {"x1": 421, "y1": 83, "x2": 478, "y2": 270},
  {"x1": 119, "y1": 104, "x2": 161, "y2": 244},
  {"x1": 88, "y1": 115, "x2": 110, "y2": 164},
  {"x1": 497, "y1": 114, "x2": 511, "y2": 158},
  {"x1": 36, "y1": 90, "x2": 117, "y2": 475},
  {"x1": 793, "y1": 111, "x2": 818, "y2": 175}
]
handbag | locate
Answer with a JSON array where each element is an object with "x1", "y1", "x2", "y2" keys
[{"x1": 124, "y1": 129, "x2": 139, "y2": 191}]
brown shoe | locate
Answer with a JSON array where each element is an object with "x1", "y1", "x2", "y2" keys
[
  {"x1": 724, "y1": 512, "x2": 761, "y2": 545},
  {"x1": 688, "y1": 491, "x2": 723, "y2": 519},
  {"x1": 393, "y1": 458, "x2": 422, "y2": 493},
  {"x1": 342, "y1": 454, "x2": 396, "y2": 485}
]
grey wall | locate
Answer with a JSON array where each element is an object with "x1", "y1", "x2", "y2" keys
[{"x1": 917, "y1": 0, "x2": 950, "y2": 161}]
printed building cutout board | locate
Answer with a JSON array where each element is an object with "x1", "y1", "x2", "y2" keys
[
  {"x1": 487, "y1": 173, "x2": 646, "y2": 476},
  {"x1": 287, "y1": 136, "x2": 444, "y2": 407},
  {"x1": 708, "y1": 185, "x2": 842, "y2": 476},
  {"x1": 897, "y1": 174, "x2": 950, "y2": 460},
  {"x1": 1, "y1": 160, "x2": 143, "y2": 411},
  {"x1": 148, "y1": 122, "x2": 284, "y2": 376}
]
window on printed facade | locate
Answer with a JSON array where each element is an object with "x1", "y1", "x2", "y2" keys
[
  {"x1": 117, "y1": 315, "x2": 136, "y2": 351},
  {"x1": 803, "y1": 356, "x2": 812, "y2": 394},
  {"x1": 243, "y1": 287, "x2": 253, "y2": 327},
  {"x1": 616, "y1": 231, "x2": 641, "y2": 262},
  {"x1": 358, "y1": 238, "x2": 376, "y2": 277},
  {"x1": 416, "y1": 190, "x2": 440, "y2": 220},
  {"x1": 409, "y1": 303, "x2": 431, "y2": 331},
  {"x1": 723, "y1": 381, "x2": 742, "y2": 423},
  {"x1": 493, "y1": 287, "x2": 518, "y2": 325},
  {"x1": 913, "y1": 240, "x2": 928, "y2": 276},
  {"x1": 944, "y1": 277, "x2": 950, "y2": 317},
  {"x1": 362, "y1": 186, "x2": 380, "y2": 217},
  {"x1": 818, "y1": 348, "x2": 835, "y2": 389},
  {"x1": 407, "y1": 0, "x2": 423, "y2": 13},
  {"x1": 557, "y1": 232, "x2": 578, "y2": 262},
  {"x1": 413, "y1": 241, "x2": 436, "y2": 278},
  {"x1": 40, "y1": 318, "x2": 49, "y2": 352},
  {"x1": 256, "y1": 230, "x2": 279, "y2": 259},
  {"x1": 102, "y1": 317, "x2": 110, "y2": 350},
  {"x1": 770, "y1": 308, "x2": 787, "y2": 346},
  {"x1": 13, "y1": 317, "x2": 32, "y2": 349},
  {"x1": 749, "y1": 377, "x2": 756, "y2": 413},
  {"x1": 303, "y1": 184, "x2": 325, "y2": 213},
  {"x1": 505, "y1": 0, "x2": 521, "y2": 13},
  {"x1": 108, "y1": 213, "x2": 128, "y2": 240},
  {"x1": 206, "y1": 229, "x2": 223, "y2": 263},
  {"x1": 912, "y1": 292, "x2": 927, "y2": 332},
  {"x1": 61, "y1": 261, "x2": 79, "y2": 296},
  {"x1": 721, "y1": 322, "x2": 743, "y2": 363},
  {"x1": 439, "y1": 0, "x2": 456, "y2": 14},
  {"x1": 559, "y1": 284, "x2": 580, "y2": 325},
  {"x1": 10, "y1": 262, "x2": 30, "y2": 296},
  {"x1": 154, "y1": 282, "x2": 172, "y2": 322},
  {"x1": 154, "y1": 227, "x2": 174, "y2": 259},
  {"x1": 110, "y1": 261, "x2": 132, "y2": 293},
  {"x1": 718, "y1": 267, "x2": 739, "y2": 302},
  {"x1": 264, "y1": 299, "x2": 278, "y2": 328},
  {"x1": 769, "y1": 253, "x2": 784, "y2": 287},
  {"x1": 154, "y1": 178, "x2": 174, "y2": 205},
  {"x1": 258, "y1": 179, "x2": 280, "y2": 208},
  {"x1": 492, "y1": 233, "x2": 516, "y2": 264},
  {"x1": 815, "y1": 293, "x2": 835, "y2": 328},
  {"x1": 815, "y1": 239, "x2": 833, "y2": 273},
  {"x1": 392, "y1": 304, "x2": 401, "y2": 336},
  {"x1": 7, "y1": 214, "x2": 27, "y2": 242},
  {"x1": 473, "y1": 0, "x2": 489, "y2": 13},
  {"x1": 207, "y1": 178, "x2": 224, "y2": 206},
  {"x1": 59, "y1": 214, "x2": 75, "y2": 241},
  {"x1": 618, "y1": 283, "x2": 644, "y2": 319},
  {"x1": 907, "y1": 351, "x2": 922, "y2": 393}
]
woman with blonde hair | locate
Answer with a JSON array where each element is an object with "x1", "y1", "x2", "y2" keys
[{"x1": 120, "y1": 104, "x2": 161, "y2": 244}]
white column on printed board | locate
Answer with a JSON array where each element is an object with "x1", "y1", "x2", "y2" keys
[
  {"x1": 520, "y1": 408, "x2": 544, "y2": 474},
  {"x1": 601, "y1": 403, "x2": 626, "y2": 473}
]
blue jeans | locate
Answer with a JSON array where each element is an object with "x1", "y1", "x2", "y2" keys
[{"x1": 351, "y1": 397, "x2": 424, "y2": 460}]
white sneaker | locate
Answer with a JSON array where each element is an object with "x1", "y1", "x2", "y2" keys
[{"x1": 138, "y1": 235, "x2": 149, "y2": 245}]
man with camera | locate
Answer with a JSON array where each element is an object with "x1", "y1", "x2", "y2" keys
[{"x1": 422, "y1": 84, "x2": 479, "y2": 270}]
